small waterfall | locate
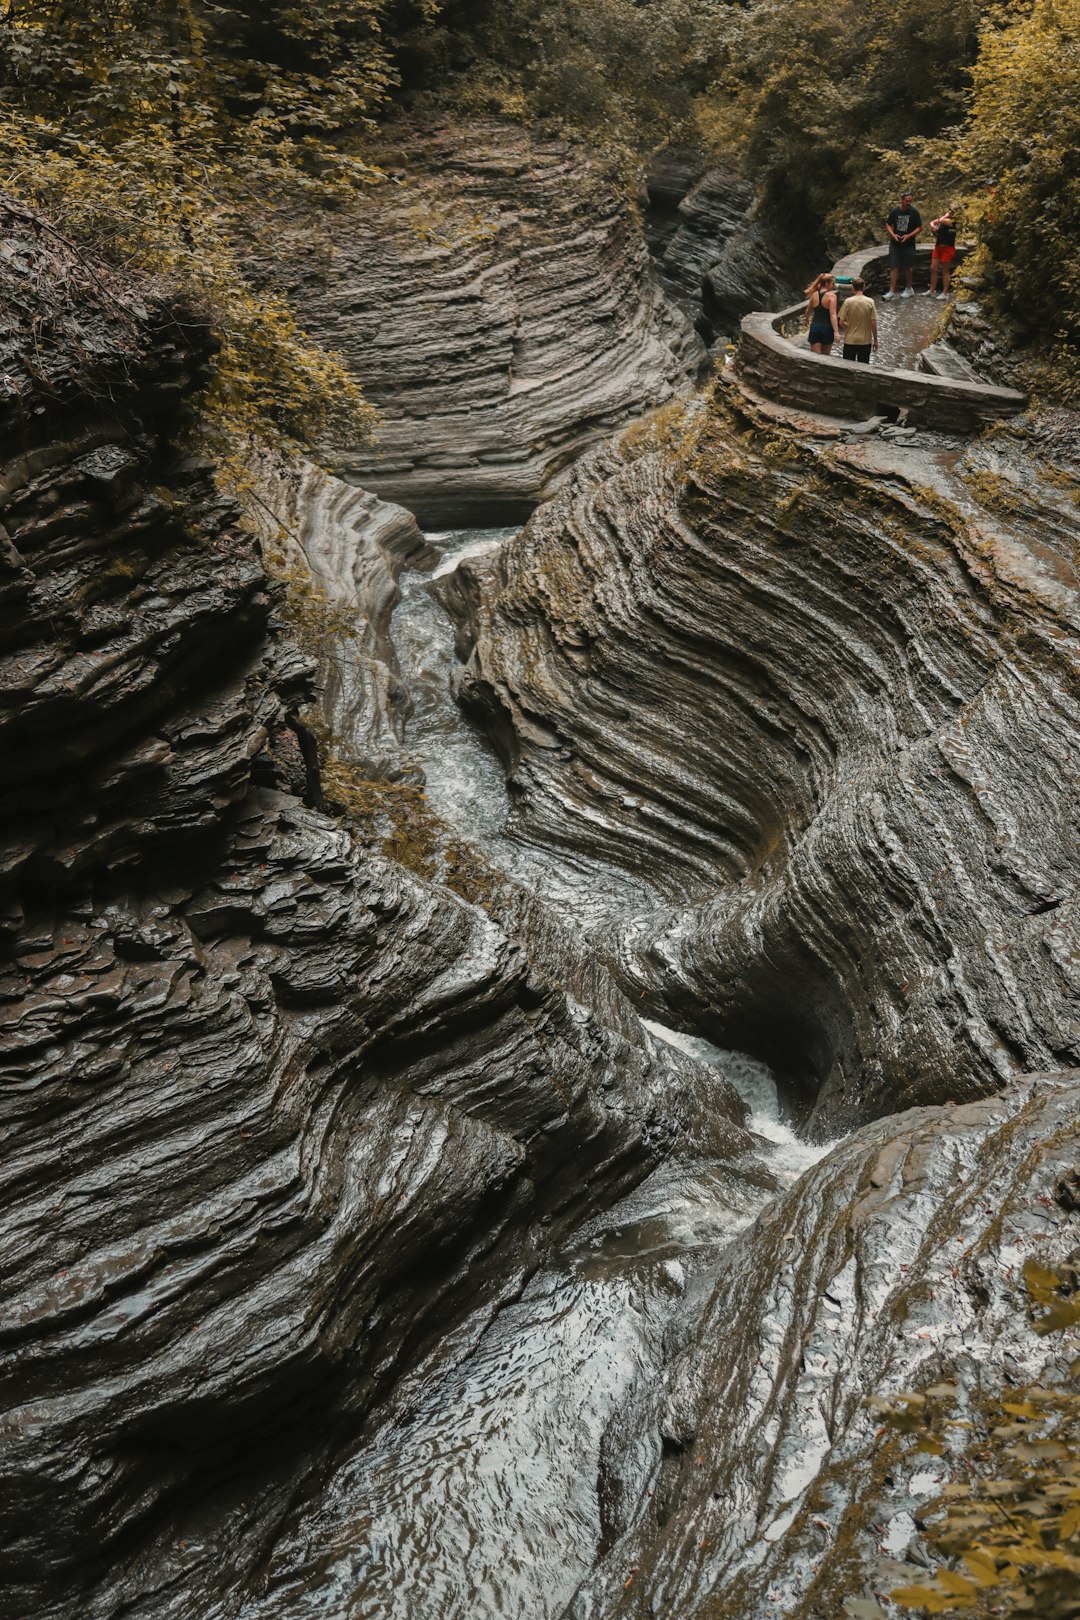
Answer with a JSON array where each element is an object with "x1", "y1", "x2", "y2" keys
[
  {"x1": 237, "y1": 529, "x2": 846, "y2": 1620},
  {"x1": 390, "y1": 527, "x2": 660, "y2": 936}
]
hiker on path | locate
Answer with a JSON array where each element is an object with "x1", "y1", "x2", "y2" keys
[
  {"x1": 805, "y1": 272, "x2": 840, "y2": 354},
  {"x1": 883, "y1": 191, "x2": 922, "y2": 299},
  {"x1": 926, "y1": 208, "x2": 957, "y2": 299},
  {"x1": 839, "y1": 277, "x2": 878, "y2": 363}
]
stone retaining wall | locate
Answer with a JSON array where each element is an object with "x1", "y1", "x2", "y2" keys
[{"x1": 737, "y1": 243, "x2": 1026, "y2": 429}]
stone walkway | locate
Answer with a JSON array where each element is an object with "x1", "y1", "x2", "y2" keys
[
  {"x1": 785, "y1": 287, "x2": 949, "y2": 372},
  {"x1": 742, "y1": 242, "x2": 1024, "y2": 430}
]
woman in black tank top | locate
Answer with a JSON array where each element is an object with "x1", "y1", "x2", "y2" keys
[{"x1": 805, "y1": 273, "x2": 839, "y2": 354}]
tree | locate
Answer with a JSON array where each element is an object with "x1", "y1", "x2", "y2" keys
[
  {"x1": 0, "y1": 0, "x2": 411, "y2": 453},
  {"x1": 963, "y1": 0, "x2": 1080, "y2": 391}
]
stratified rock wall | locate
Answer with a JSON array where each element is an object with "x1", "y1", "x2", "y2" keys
[
  {"x1": 571, "y1": 1072, "x2": 1080, "y2": 1620},
  {"x1": 644, "y1": 150, "x2": 802, "y2": 341},
  {"x1": 262, "y1": 123, "x2": 703, "y2": 524},
  {"x1": 449, "y1": 387, "x2": 1080, "y2": 1132},
  {"x1": 0, "y1": 202, "x2": 691, "y2": 1619},
  {"x1": 255, "y1": 459, "x2": 432, "y2": 778}
]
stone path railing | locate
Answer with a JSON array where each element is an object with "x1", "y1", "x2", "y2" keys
[{"x1": 736, "y1": 243, "x2": 1026, "y2": 430}]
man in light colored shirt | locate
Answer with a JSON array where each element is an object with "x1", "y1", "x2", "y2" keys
[{"x1": 839, "y1": 278, "x2": 878, "y2": 363}]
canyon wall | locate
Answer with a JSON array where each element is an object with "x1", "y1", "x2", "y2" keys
[
  {"x1": 5, "y1": 140, "x2": 1080, "y2": 1620},
  {"x1": 0, "y1": 201, "x2": 740, "y2": 1619},
  {"x1": 260, "y1": 122, "x2": 703, "y2": 524},
  {"x1": 447, "y1": 383, "x2": 1080, "y2": 1134},
  {"x1": 573, "y1": 1069, "x2": 1080, "y2": 1619},
  {"x1": 645, "y1": 149, "x2": 800, "y2": 341}
]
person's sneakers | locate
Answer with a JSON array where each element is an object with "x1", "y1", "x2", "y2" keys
[
  {"x1": 923, "y1": 288, "x2": 935, "y2": 297},
  {"x1": 882, "y1": 291, "x2": 896, "y2": 301},
  {"x1": 901, "y1": 287, "x2": 915, "y2": 298},
  {"x1": 935, "y1": 291, "x2": 947, "y2": 299}
]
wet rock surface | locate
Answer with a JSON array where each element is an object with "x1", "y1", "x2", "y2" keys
[
  {"x1": 5, "y1": 175, "x2": 1080, "y2": 1620},
  {"x1": 571, "y1": 1072, "x2": 1080, "y2": 1619},
  {"x1": 449, "y1": 384, "x2": 1080, "y2": 1135},
  {"x1": 255, "y1": 459, "x2": 433, "y2": 779},
  {"x1": 0, "y1": 200, "x2": 704, "y2": 1618},
  {"x1": 261, "y1": 122, "x2": 703, "y2": 525}
]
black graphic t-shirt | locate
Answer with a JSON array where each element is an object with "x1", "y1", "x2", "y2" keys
[{"x1": 887, "y1": 205, "x2": 922, "y2": 239}]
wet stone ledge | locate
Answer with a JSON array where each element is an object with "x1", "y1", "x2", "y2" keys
[
  {"x1": 737, "y1": 244, "x2": 1026, "y2": 431},
  {"x1": 0, "y1": 197, "x2": 701, "y2": 1619}
]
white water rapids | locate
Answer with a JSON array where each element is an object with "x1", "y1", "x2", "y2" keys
[{"x1": 239, "y1": 525, "x2": 840, "y2": 1620}]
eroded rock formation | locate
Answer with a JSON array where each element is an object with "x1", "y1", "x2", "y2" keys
[
  {"x1": 260, "y1": 122, "x2": 703, "y2": 524},
  {"x1": 573, "y1": 1072, "x2": 1080, "y2": 1619},
  {"x1": 645, "y1": 149, "x2": 800, "y2": 342},
  {"x1": 255, "y1": 459, "x2": 431, "y2": 779},
  {"x1": 0, "y1": 199, "x2": 729, "y2": 1619},
  {"x1": 5, "y1": 153, "x2": 1080, "y2": 1620},
  {"x1": 448, "y1": 384, "x2": 1080, "y2": 1135}
]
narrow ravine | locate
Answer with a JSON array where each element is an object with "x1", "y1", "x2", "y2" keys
[
  {"x1": 240, "y1": 1028, "x2": 836, "y2": 1620},
  {"x1": 232, "y1": 528, "x2": 844, "y2": 1620},
  {"x1": 390, "y1": 526, "x2": 660, "y2": 938},
  {"x1": 229, "y1": 247, "x2": 1079, "y2": 1619}
]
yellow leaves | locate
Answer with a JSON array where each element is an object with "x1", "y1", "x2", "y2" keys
[
  {"x1": 0, "y1": 0, "x2": 392, "y2": 453},
  {"x1": 1024, "y1": 1259, "x2": 1069, "y2": 1304},
  {"x1": 1023, "y1": 1257, "x2": 1080, "y2": 1335},
  {"x1": 868, "y1": 1296, "x2": 1080, "y2": 1620},
  {"x1": 892, "y1": 1578, "x2": 977, "y2": 1613},
  {"x1": 961, "y1": 1549, "x2": 999, "y2": 1585},
  {"x1": 935, "y1": 1569, "x2": 980, "y2": 1598}
]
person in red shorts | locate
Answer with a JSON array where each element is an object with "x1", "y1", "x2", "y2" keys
[{"x1": 927, "y1": 208, "x2": 957, "y2": 299}]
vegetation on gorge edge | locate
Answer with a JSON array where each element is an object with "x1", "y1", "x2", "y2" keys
[{"x1": 1, "y1": 0, "x2": 1077, "y2": 438}]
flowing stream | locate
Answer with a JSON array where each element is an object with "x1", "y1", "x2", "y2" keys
[
  {"x1": 244, "y1": 1025, "x2": 834, "y2": 1620},
  {"x1": 238, "y1": 530, "x2": 840, "y2": 1619},
  {"x1": 390, "y1": 527, "x2": 658, "y2": 937}
]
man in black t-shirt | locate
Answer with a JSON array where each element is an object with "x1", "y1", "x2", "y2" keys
[{"x1": 883, "y1": 192, "x2": 922, "y2": 299}]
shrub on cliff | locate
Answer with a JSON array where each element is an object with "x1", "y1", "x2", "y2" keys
[
  {"x1": 691, "y1": 0, "x2": 983, "y2": 242},
  {"x1": 384, "y1": 0, "x2": 728, "y2": 161},
  {"x1": 962, "y1": 0, "x2": 1080, "y2": 398},
  {"x1": 0, "y1": 0, "x2": 396, "y2": 454}
]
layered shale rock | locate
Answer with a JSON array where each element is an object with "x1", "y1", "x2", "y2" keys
[
  {"x1": 644, "y1": 149, "x2": 801, "y2": 342},
  {"x1": 256, "y1": 459, "x2": 432, "y2": 779},
  {"x1": 0, "y1": 202, "x2": 715, "y2": 1619},
  {"x1": 447, "y1": 386, "x2": 1080, "y2": 1135},
  {"x1": 573, "y1": 1071, "x2": 1080, "y2": 1619},
  {"x1": 260, "y1": 122, "x2": 703, "y2": 524}
]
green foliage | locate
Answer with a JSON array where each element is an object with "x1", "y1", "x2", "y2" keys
[
  {"x1": 692, "y1": 0, "x2": 984, "y2": 250},
  {"x1": 690, "y1": 0, "x2": 1080, "y2": 394},
  {"x1": 962, "y1": 0, "x2": 1080, "y2": 397},
  {"x1": 0, "y1": 0, "x2": 389, "y2": 453},
  {"x1": 388, "y1": 0, "x2": 728, "y2": 161},
  {"x1": 871, "y1": 1259, "x2": 1080, "y2": 1619}
]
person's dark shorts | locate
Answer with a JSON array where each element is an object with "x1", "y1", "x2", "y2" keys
[
  {"x1": 843, "y1": 343, "x2": 872, "y2": 364},
  {"x1": 888, "y1": 238, "x2": 917, "y2": 267}
]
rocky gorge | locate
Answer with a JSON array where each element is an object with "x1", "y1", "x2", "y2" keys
[
  {"x1": 260, "y1": 122, "x2": 704, "y2": 527},
  {"x1": 1, "y1": 110, "x2": 1079, "y2": 1620}
]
